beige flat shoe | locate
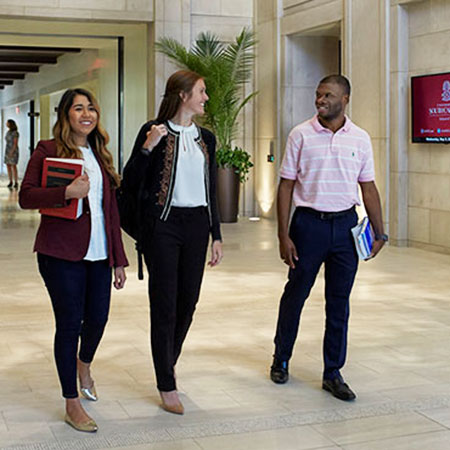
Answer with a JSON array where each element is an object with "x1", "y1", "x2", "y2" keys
[{"x1": 64, "y1": 413, "x2": 98, "y2": 432}]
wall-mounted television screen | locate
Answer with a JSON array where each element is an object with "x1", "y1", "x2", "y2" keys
[{"x1": 412, "y1": 72, "x2": 450, "y2": 143}]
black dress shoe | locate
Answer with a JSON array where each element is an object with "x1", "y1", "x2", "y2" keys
[
  {"x1": 322, "y1": 378, "x2": 356, "y2": 401},
  {"x1": 270, "y1": 358, "x2": 289, "y2": 384}
]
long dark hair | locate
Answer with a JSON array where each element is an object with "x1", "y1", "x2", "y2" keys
[
  {"x1": 53, "y1": 88, "x2": 120, "y2": 188},
  {"x1": 7, "y1": 119, "x2": 17, "y2": 131},
  {"x1": 157, "y1": 70, "x2": 203, "y2": 122}
]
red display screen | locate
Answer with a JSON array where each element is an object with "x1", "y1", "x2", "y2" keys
[{"x1": 412, "y1": 72, "x2": 450, "y2": 143}]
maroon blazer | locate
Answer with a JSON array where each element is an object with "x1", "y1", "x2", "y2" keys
[{"x1": 19, "y1": 139, "x2": 128, "y2": 268}]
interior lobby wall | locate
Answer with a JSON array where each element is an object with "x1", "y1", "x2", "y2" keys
[
  {"x1": 255, "y1": 0, "x2": 279, "y2": 218},
  {"x1": 0, "y1": 19, "x2": 148, "y2": 173},
  {"x1": 0, "y1": 48, "x2": 101, "y2": 175},
  {"x1": 405, "y1": 0, "x2": 450, "y2": 254},
  {"x1": 0, "y1": 1, "x2": 259, "y2": 216},
  {"x1": 272, "y1": 0, "x2": 390, "y2": 231},
  {"x1": 0, "y1": 0, "x2": 153, "y2": 22},
  {"x1": 345, "y1": 0, "x2": 388, "y2": 230},
  {"x1": 281, "y1": 35, "x2": 339, "y2": 147},
  {"x1": 190, "y1": 0, "x2": 256, "y2": 216}
]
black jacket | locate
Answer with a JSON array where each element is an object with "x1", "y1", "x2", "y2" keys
[{"x1": 123, "y1": 120, "x2": 222, "y2": 241}]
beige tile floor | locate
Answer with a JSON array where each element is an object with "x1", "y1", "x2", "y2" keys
[{"x1": 1, "y1": 180, "x2": 450, "y2": 450}]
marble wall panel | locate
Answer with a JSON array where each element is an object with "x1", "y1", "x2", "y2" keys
[
  {"x1": 408, "y1": 206, "x2": 430, "y2": 243},
  {"x1": 406, "y1": 0, "x2": 450, "y2": 251},
  {"x1": 221, "y1": 0, "x2": 253, "y2": 17},
  {"x1": 191, "y1": 0, "x2": 221, "y2": 15},
  {"x1": 0, "y1": 0, "x2": 57, "y2": 6},
  {"x1": 430, "y1": 209, "x2": 450, "y2": 248},
  {"x1": 257, "y1": 0, "x2": 276, "y2": 24}
]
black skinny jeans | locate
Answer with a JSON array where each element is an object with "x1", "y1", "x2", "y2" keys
[
  {"x1": 38, "y1": 253, "x2": 112, "y2": 398},
  {"x1": 143, "y1": 207, "x2": 210, "y2": 391}
]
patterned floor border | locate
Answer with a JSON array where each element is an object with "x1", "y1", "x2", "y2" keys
[{"x1": 4, "y1": 395, "x2": 450, "y2": 450}]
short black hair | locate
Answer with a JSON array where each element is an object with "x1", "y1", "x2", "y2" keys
[{"x1": 319, "y1": 74, "x2": 351, "y2": 96}]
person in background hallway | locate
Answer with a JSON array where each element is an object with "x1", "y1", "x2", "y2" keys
[
  {"x1": 123, "y1": 70, "x2": 223, "y2": 415},
  {"x1": 19, "y1": 88, "x2": 128, "y2": 432},
  {"x1": 4, "y1": 119, "x2": 19, "y2": 189},
  {"x1": 270, "y1": 75, "x2": 387, "y2": 401}
]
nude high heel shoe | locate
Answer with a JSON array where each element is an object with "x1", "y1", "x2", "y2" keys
[{"x1": 159, "y1": 390, "x2": 184, "y2": 415}]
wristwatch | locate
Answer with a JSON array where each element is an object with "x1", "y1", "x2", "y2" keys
[{"x1": 375, "y1": 233, "x2": 389, "y2": 242}]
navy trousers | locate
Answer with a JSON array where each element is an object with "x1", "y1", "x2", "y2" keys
[
  {"x1": 143, "y1": 207, "x2": 210, "y2": 392},
  {"x1": 274, "y1": 207, "x2": 359, "y2": 381},
  {"x1": 37, "y1": 253, "x2": 112, "y2": 398}
]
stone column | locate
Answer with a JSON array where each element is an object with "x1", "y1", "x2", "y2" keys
[
  {"x1": 389, "y1": 3, "x2": 409, "y2": 246},
  {"x1": 344, "y1": 0, "x2": 390, "y2": 234},
  {"x1": 254, "y1": 0, "x2": 279, "y2": 218},
  {"x1": 152, "y1": 0, "x2": 192, "y2": 114}
]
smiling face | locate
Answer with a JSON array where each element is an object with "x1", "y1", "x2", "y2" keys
[
  {"x1": 315, "y1": 82, "x2": 349, "y2": 122},
  {"x1": 180, "y1": 78, "x2": 209, "y2": 117},
  {"x1": 68, "y1": 94, "x2": 98, "y2": 145}
]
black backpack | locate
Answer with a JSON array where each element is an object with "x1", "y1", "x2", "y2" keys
[{"x1": 116, "y1": 176, "x2": 145, "y2": 280}]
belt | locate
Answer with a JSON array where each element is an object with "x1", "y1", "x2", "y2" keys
[
  {"x1": 170, "y1": 206, "x2": 207, "y2": 215},
  {"x1": 298, "y1": 206, "x2": 355, "y2": 220}
]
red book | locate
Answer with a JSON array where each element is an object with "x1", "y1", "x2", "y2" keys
[{"x1": 39, "y1": 158, "x2": 84, "y2": 220}]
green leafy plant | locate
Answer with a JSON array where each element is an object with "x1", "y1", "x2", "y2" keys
[
  {"x1": 216, "y1": 146, "x2": 253, "y2": 183},
  {"x1": 155, "y1": 28, "x2": 257, "y2": 182}
]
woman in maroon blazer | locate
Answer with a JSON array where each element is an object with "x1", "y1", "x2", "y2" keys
[{"x1": 20, "y1": 89, "x2": 128, "y2": 433}]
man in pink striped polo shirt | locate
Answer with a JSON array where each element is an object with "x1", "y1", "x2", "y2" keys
[{"x1": 270, "y1": 75, "x2": 386, "y2": 401}]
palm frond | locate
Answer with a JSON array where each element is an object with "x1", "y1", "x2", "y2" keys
[
  {"x1": 223, "y1": 28, "x2": 256, "y2": 84},
  {"x1": 191, "y1": 32, "x2": 224, "y2": 59},
  {"x1": 229, "y1": 91, "x2": 259, "y2": 132},
  {"x1": 155, "y1": 28, "x2": 257, "y2": 154},
  {"x1": 155, "y1": 38, "x2": 190, "y2": 67}
]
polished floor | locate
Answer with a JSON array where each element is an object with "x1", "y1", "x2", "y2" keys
[{"x1": 1, "y1": 179, "x2": 450, "y2": 450}]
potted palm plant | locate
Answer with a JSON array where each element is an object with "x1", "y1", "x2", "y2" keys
[{"x1": 155, "y1": 28, "x2": 257, "y2": 222}]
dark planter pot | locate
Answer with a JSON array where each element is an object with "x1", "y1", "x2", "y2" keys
[{"x1": 217, "y1": 166, "x2": 240, "y2": 223}]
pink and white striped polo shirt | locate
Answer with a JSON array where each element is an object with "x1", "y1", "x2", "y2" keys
[{"x1": 280, "y1": 115, "x2": 375, "y2": 212}]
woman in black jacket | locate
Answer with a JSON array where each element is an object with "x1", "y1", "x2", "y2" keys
[{"x1": 123, "y1": 70, "x2": 223, "y2": 414}]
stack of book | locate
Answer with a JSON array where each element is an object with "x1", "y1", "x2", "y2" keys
[
  {"x1": 351, "y1": 216, "x2": 374, "y2": 260},
  {"x1": 40, "y1": 158, "x2": 84, "y2": 220}
]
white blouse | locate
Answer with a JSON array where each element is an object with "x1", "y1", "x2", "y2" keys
[
  {"x1": 169, "y1": 120, "x2": 207, "y2": 207},
  {"x1": 80, "y1": 144, "x2": 108, "y2": 261}
]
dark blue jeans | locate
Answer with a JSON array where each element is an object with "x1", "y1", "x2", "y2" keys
[
  {"x1": 274, "y1": 207, "x2": 359, "y2": 381},
  {"x1": 37, "y1": 253, "x2": 112, "y2": 398}
]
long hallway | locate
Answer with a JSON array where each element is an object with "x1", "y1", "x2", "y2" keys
[{"x1": 1, "y1": 181, "x2": 450, "y2": 450}]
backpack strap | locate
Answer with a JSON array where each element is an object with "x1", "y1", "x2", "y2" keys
[{"x1": 136, "y1": 242, "x2": 144, "y2": 280}]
